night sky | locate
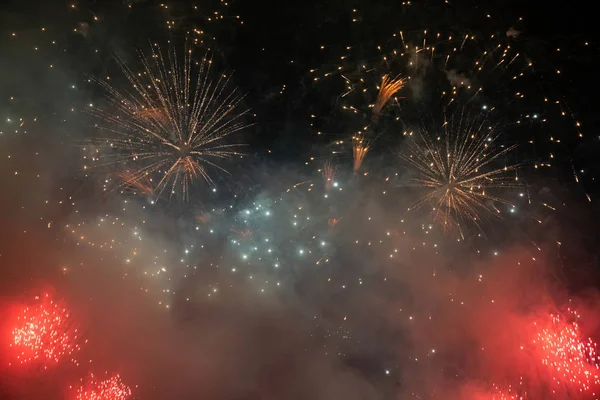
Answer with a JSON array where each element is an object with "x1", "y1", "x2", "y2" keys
[{"x1": 1, "y1": 0, "x2": 600, "y2": 399}]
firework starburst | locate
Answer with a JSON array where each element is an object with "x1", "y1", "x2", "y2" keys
[
  {"x1": 402, "y1": 111, "x2": 519, "y2": 236},
  {"x1": 90, "y1": 43, "x2": 250, "y2": 200}
]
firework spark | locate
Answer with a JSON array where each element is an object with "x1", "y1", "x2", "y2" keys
[
  {"x1": 117, "y1": 169, "x2": 155, "y2": 198},
  {"x1": 90, "y1": 43, "x2": 250, "y2": 200},
  {"x1": 402, "y1": 111, "x2": 519, "y2": 236},
  {"x1": 328, "y1": 217, "x2": 341, "y2": 229},
  {"x1": 231, "y1": 226, "x2": 254, "y2": 239},
  {"x1": 373, "y1": 74, "x2": 405, "y2": 120},
  {"x1": 321, "y1": 161, "x2": 337, "y2": 190},
  {"x1": 8, "y1": 293, "x2": 81, "y2": 367},
  {"x1": 72, "y1": 373, "x2": 132, "y2": 400},
  {"x1": 488, "y1": 383, "x2": 525, "y2": 400},
  {"x1": 533, "y1": 310, "x2": 600, "y2": 393},
  {"x1": 352, "y1": 134, "x2": 370, "y2": 173}
]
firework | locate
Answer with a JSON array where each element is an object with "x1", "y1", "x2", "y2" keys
[
  {"x1": 328, "y1": 217, "x2": 341, "y2": 229},
  {"x1": 352, "y1": 134, "x2": 370, "y2": 173},
  {"x1": 372, "y1": 74, "x2": 405, "y2": 120},
  {"x1": 308, "y1": 24, "x2": 587, "y2": 196},
  {"x1": 321, "y1": 161, "x2": 338, "y2": 191},
  {"x1": 231, "y1": 225, "x2": 254, "y2": 239},
  {"x1": 117, "y1": 169, "x2": 155, "y2": 198},
  {"x1": 533, "y1": 310, "x2": 600, "y2": 394},
  {"x1": 72, "y1": 373, "x2": 132, "y2": 400},
  {"x1": 89, "y1": 43, "x2": 250, "y2": 200},
  {"x1": 8, "y1": 293, "x2": 81, "y2": 366},
  {"x1": 489, "y1": 389, "x2": 523, "y2": 400},
  {"x1": 402, "y1": 111, "x2": 519, "y2": 236},
  {"x1": 488, "y1": 383, "x2": 525, "y2": 400}
]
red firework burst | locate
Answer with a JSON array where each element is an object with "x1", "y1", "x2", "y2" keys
[
  {"x1": 533, "y1": 309, "x2": 600, "y2": 393},
  {"x1": 489, "y1": 383, "x2": 524, "y2": 400},
  {"x1": 8, "y1": 293, "x2": 81, "y2": 367},
  {"x1": 72, "y1": 372, "x2": 132, "y2": 400}
]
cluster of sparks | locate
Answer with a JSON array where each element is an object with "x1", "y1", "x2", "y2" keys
[
  {"x1": 533, "y1": 310, "x2": 600, "y2": 394},
  {"x1": 402, "y1": 111, "x2": 519, "y2": 236},
  {"x1": 352, "y1": 134, "x2": 370, "y2": 173},
  {"x1": 5, "y1": 294, "x2": 133, "y2": 397},
  {"x1": 117, "y1": 169, "x2": 155, "y2": 199},
  {"x1": 372, "y1": 74, "x2": 405, "y2": 120},
  {"x1": 64, "y1": 176, "x2": 349, "y2": 305},
  {"x1": 307, "y1": 25, "x2": 588, "y2": 206},
  {"x1": 321, "y1": 161, "x2": 338, "y2": 191},
  {"x1": 489, "y1": 383, "x2": 524, "y2": 400},
  {"x1": 88, "y1": 43, "x2": 250, "y2": 200},
  {"x1": 8, "y1": 293, "x2": 81, "y2": 367},
  {"x1": 351, "y1": 74, "x2": 404, "y2": 173},
  {"x1": 73, "y1": 373, "x2": 132, "y2": 400}
]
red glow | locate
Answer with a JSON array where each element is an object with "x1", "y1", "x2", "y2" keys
[
  {"x1": 488, "y1": 383, "x2": 523, "y2": 400},
  {"x1": 490, "y1": 390, "x2": 521, "y2": 400},
  {"x1": 8, "y1": 293, "x2": 81, "y2": 367},
  {"x1": 73, "y1": 373, "x2": 132, "y2": 400},
  {"x1": 533, "y1": 309, "x2": 600, "y2": 393}
]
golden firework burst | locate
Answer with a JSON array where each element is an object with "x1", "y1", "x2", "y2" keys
[
  {"x1": 402, "y1": 111, "x2": 520, "y2": 236},
  {"x1": 373, "y1": 74, "x2": 405, "y2": 120},
  {"x1": 89, "y1": 43, "x2": 250, "y2": 200},
  {"x1": 352, "y1": 134, "x2": 370, "y2": 174}
]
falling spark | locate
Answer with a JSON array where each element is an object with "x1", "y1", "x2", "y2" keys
[
  {"x1": 90, "y1": 43, "x2": 250, "y2": 200},
  {"x1": 117, "y1": 169, "x2": 155, "y2": 198},
  {"x1": 402, "y1": 111, "x2": 519, "y2": 236},
  {"x1": 373, "y1": 74, "x2": 405, "y2": 120},
  {"x1": 322, "y1": 161, "x2": 337, "y2": 191},
  {"x1": 352, "y1": 134, "x2": 370, "y2": 173}
]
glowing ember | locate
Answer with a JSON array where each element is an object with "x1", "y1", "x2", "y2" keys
[
  {"x1": 533, "y1": 309, "x2": 600, "y2": 393},
  {"x1": 8, "y1": 293, "x2": 81, "y2": 366},
  {"x1": 73, "y1": 373, "x2": 132, "y2": 400}
]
